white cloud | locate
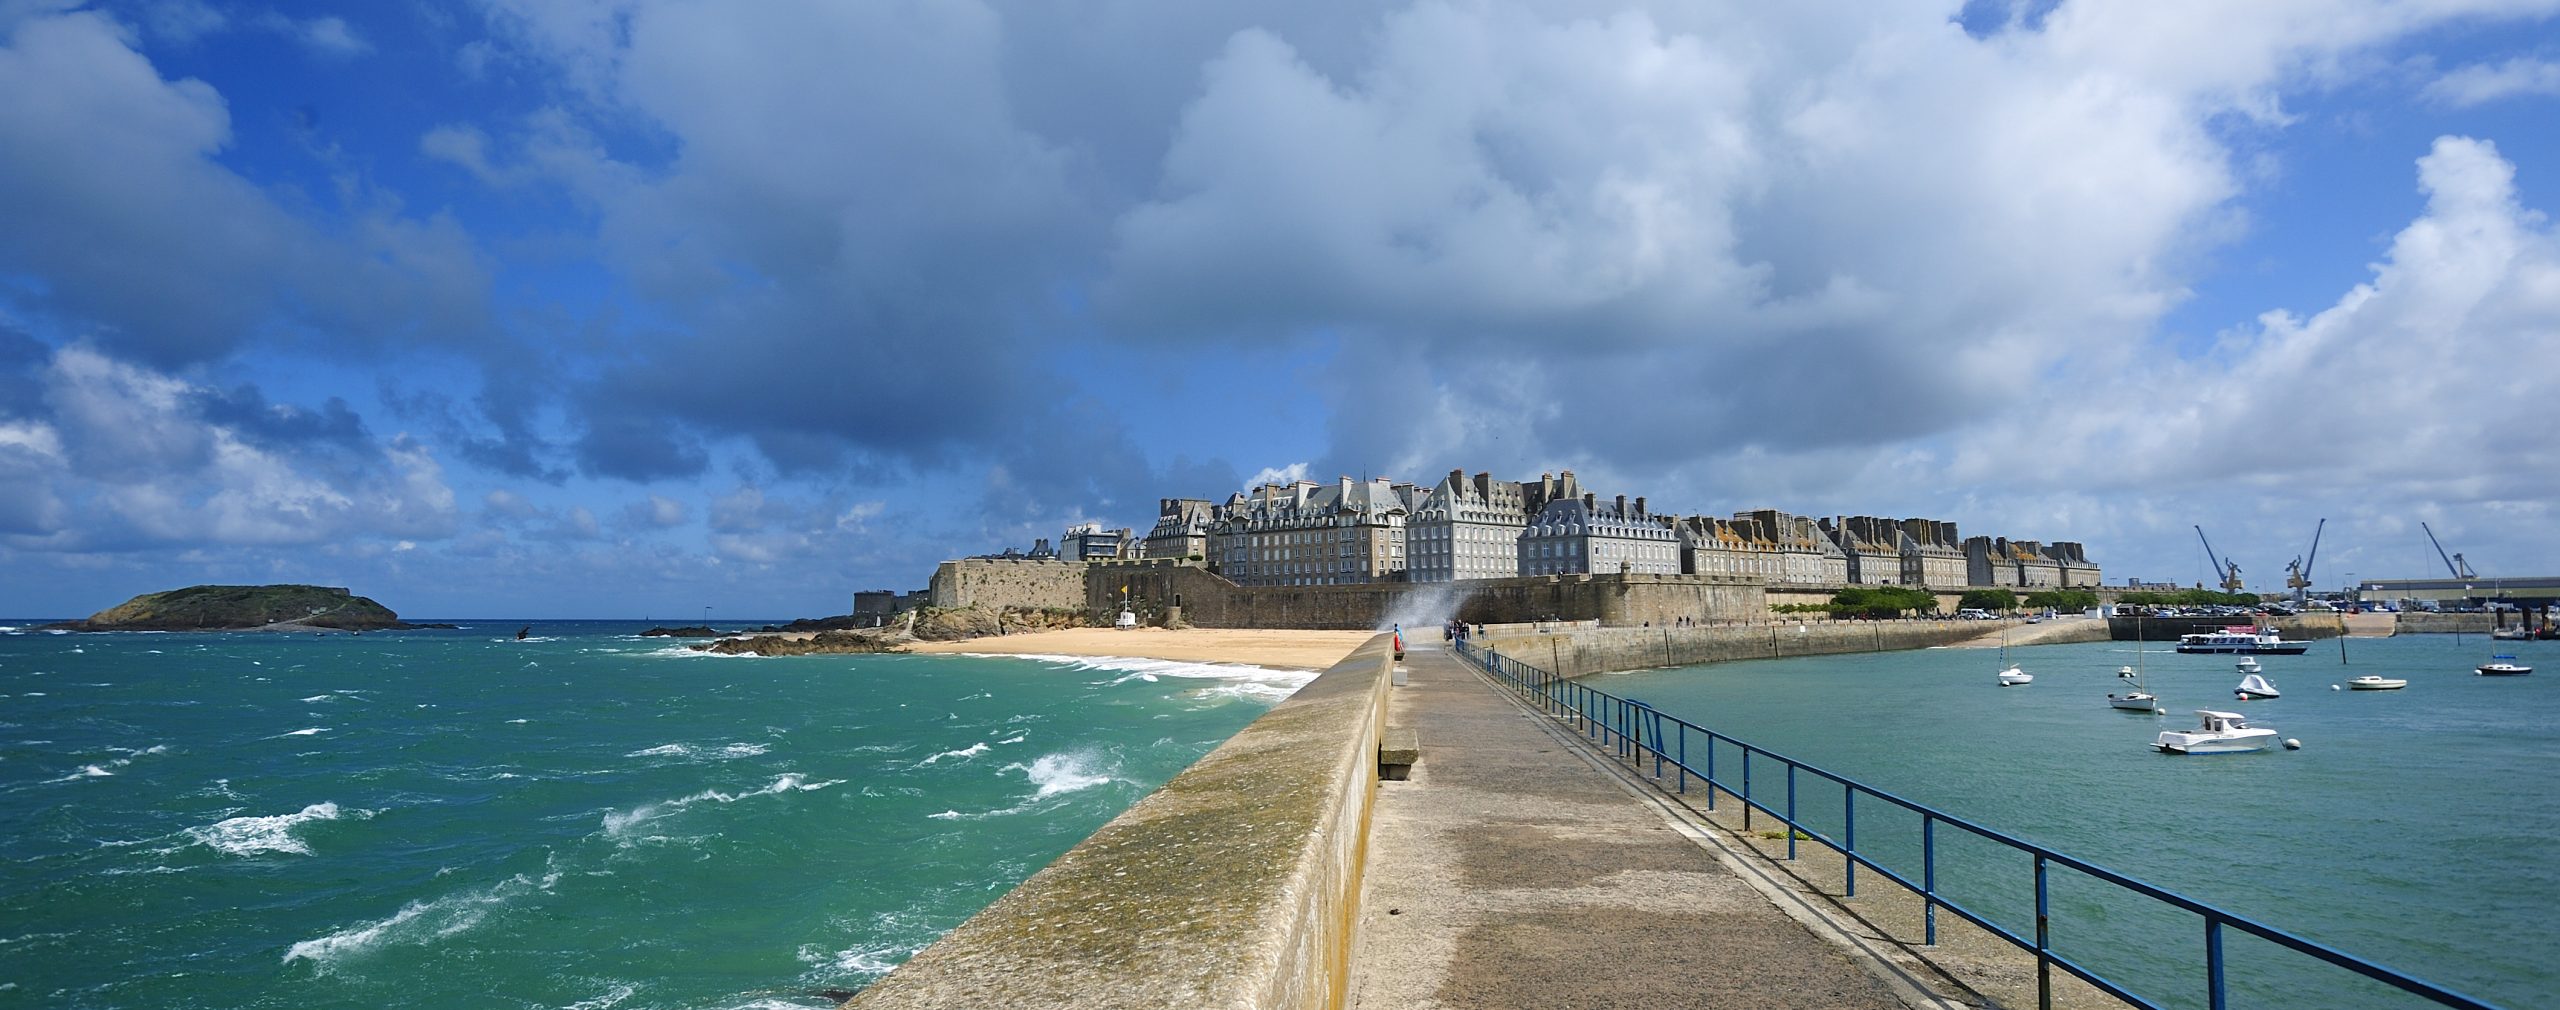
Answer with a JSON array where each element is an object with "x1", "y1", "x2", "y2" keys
[
  {"x1": 2423, "y1": 56, "x2": 2560, "y2": 106},
  {"x1": 1243, "y1": 462, "x2": 1312, "y2": 488},
  {"x1": 5, "y1": 345, "x2": 461, "y2": 551},
  {"x1": 255, "y1": 13, "x2": 368, "y2": 58}
]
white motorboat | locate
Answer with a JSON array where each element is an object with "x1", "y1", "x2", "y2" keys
[
  {"x1": 2234, "y1": 673, "x2": 2281, "y2": 700},
  {"x1": 2346, "y1": 676, "x2": 2407, "y2": 690},
  {"x1": 2157, "y1": 710, "x2": 2280, "y2": 754},
  {"x1": 2234, "y1": 655, "x2": 2263, "y2": 675},
  {"x1": 2477, "y1": 655, "x2": 2533, "y2": 676},
  {"x1": 2109, "y1": 666, "x2": 2161, "y2": 712}
]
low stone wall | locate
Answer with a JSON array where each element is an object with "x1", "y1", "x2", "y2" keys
[
  {"x1": 845, "y1": 634, "x2": 1396, "y2": 1010},
  {"x1": 2395, "y1": 612, "x2": 2496, "y2": 634},
  {"x1": 1482, "y1": 619, "x2": 1990, "y2": 678}
]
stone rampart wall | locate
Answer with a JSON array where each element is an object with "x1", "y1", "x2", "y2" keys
[
  {"x1": 927, "y1": 558, "x2": 1088, "y2": 611},
  {"x1": 1086, "y1": 562, "x2": 1766, "y2": 630},
  {"x1": 1484, "y1": 620, "x2": 1990, "y2": 677},
  {"x1": 845, "y1": 634, "x2": 1396, "y2": 1009}
]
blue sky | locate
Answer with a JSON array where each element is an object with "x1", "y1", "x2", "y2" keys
[{"x1": 4, "y1": 0, "x2": 2558, "y2": 619}]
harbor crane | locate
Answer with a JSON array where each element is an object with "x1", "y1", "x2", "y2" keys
[
  {"x1": 2421, "y1": 522, "x2": 2477, "y2": 580},
  {"x1": 2195, "y1": 525, "x2": 2245, "y2": 594},
  {"x1": 2284, "y1": 518, "x2": 2325, "y2": 605}
]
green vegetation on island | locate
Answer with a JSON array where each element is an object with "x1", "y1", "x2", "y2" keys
[{"x1": 41, "y1": 585, "x2": 451, "y2": 632}]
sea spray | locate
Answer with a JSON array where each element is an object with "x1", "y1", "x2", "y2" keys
[{"x1": 1378, "y1": 582, "x2": 1473, "y2": 635}]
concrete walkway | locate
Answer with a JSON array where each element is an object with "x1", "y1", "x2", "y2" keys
[{"x1": 1344, "y1": 642, "x2": 1948, "y2": 1010}]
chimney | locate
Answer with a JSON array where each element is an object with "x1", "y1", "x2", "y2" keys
[
  {"x1": 1450, "y1": 469, "x2": 1465, "y2": 487},
  {"x1": 1635, "y1": 496, "x2": 1646, "y2": 515},
  {"x1": 1583, "y1": 493, "x2": 1596, "y2": 509},
  {"x1": 1614, "y1": 494, "x2": 1627, "y2": 516}
]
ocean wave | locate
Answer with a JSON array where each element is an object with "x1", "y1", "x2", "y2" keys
[
  {"x1": 187, "y1": 802, "x2": 363, "y2": 857},
  {"x1": 299, "y1": 695, "x2": 334, "y2": 703},
  {"x1": 802, "y1": 941, "x2": 917, "y2": 978},
  {"x1": 601, "y1": 774, "x2": 846, "y2": 841},
  {"x1": 270, "y1": 727, "x2": 329, "y2": 738},
  {"x1": 917, "y1": 742, "x2": 988, "y2": 765},
  {"x1": 45, "y1": 764, "x2": 116, "y2": 783},
  {"x1": 623, "y1": 741, "x2": 770, "y2": 761},
  {"x1": 931, "y1": 751, "x2": 1118, "y2": 820},
  {"x1": 560, "y1": 982, "x2": 635, "y2": 1010},
  {"x1": 284, "y1": 864, "x2": 560, "y2": 968},
  {"x1": 970, "y1": 653, "x2": 1319, "y2": 701}
]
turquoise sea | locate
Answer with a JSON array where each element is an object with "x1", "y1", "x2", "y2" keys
[
  {"x1": 1594, "y1": 633, "x2": 2558, "y2": 1009},
  {"x1": 0, "y1": 621, "x2": 1314, "y2": 1009}
]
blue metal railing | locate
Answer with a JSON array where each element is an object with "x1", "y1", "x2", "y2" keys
[{"x1": 1450, "y1": 638, "x2": 2504, "y2": 1010}]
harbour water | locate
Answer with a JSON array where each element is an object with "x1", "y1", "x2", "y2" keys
[
  {"x1": 0, "y1": 621, "x2": 1314, "y2": 1009},
  {"x1": 1597, "y1": 634, "x2": 2557, "y2": 1009}
]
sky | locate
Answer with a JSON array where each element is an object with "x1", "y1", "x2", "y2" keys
[{"x1": 4, "y1": 0, "x2": 2559, "y2": 619}]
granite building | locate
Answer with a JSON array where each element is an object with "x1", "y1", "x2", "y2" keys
[
  {"x1": 1519, "y1": 492, "x2": 1679, "y2": 577},
  {"x1": 1208, "y1": 477, "x2": 1415, "y2": 587},
  {"x1": 1060, "y1": 523, "x2": 1133, "y2": 562},
  {"x1": 1141, "y1": 499, "x2": 1218, "y2": 560},
  {"x1": 1734, "y1": 509, "x2": 1851, "y2": 584},
  {"x1": 1406, "y1": 470, "x2": 1541, "y2": 583}
]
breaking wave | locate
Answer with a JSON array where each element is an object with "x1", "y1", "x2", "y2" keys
[
  {"x1": 600, "y1": 774, "x2": 845, "y2": 841},
  {"x1": 187, "y1": 802, "x2": 362, "y2": 857},
  {"x1": 994, "y1": 654, "x2": 1317, "y2": 704},
  {"x1": 284, "y1": 864, "x2": 561, "y2": 968},
  {"x1": 917, "y1": 742, "x2": 988, "y2": 765}
]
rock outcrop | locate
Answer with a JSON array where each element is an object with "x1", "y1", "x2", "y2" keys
[
  {"x1": 42, "y1": 585, "x2": 447, "y2": 632},
  {"x1": 690, "y1": 630, "x2": 906, "y2": 656}
]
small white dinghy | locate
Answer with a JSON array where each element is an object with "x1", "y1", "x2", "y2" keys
[
  {"x1": 2346, "y1": 675, "x2": 2407, "y2": 690},
  {"x1": 2234, "y1": 656, "x2": 2263, "y2": 675},
  {"x1": 2157, "y1": 709, "x2": 2280, "y2": 755},
  {"x1": 1998, "y1": 665, "x2": 2033, "y2": 687},
  {"x1": 2477, "y1": 655, "x2": 2533, "y2": 676},
  {"x1": 2234, "y1": 673, "x2": 2281, "y2": 700}
]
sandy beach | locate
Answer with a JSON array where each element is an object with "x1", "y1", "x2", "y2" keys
[{"x1": 907, "y1": 627, "x2": 1378, "y2": 670}]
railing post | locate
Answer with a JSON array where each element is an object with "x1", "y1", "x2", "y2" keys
[
  {"x1": 1742, "y1": 749, "x2": 1753, "y2": 831},
  {"x1": 1675, "y1": 722, "x2": 1687, "y2": 793},
  {"x1": 2035, "y1": 853, "x2": 2052, "y2": 1010},
  {"x1": 1923, "y1": 815, "x2": 1937, "y2": 946},
  {"x1": 2206, "y1": 917, "x2": 2227, "y2": 1010},
  {"x1": 1785, "y1": 763, "x2": 1798, "y2": 860},
  {"x1": 1704, "y1": 733, "x2": 1716, "y2": 810},
  {"x1": 1844, "y1": 785, "x2": 1857, "y2": 897}
]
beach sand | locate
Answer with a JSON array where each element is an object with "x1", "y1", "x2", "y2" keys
[{"x1": 907, "y1": 627, "x2": 1377, "y2": 671}]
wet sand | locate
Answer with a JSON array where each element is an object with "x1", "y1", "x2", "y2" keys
[{"x1": 907, "y1": 627, "x2": 1377, "y2": 670}]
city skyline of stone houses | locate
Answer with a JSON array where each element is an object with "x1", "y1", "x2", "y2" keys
[{"x1": 1007, "y1": 467, "x2": 2106, "y2": 590}]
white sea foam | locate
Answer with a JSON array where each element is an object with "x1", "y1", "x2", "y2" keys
[
  {"x1": 271, "y1": 727, "x2": 329, "y2": 738},
  {"x1": 300, "y1": 694, "x2": 333, "y2": 703},
  {"x1": 997, "y1": 734, "x2": 1027, "y2": 745},
  {"x1": 505, "y1": 718, "x2": 529, "y2": 724},
  {"x1": 47, "y1": 764, "x2": 116, "y2": 782},
  {"x1": 804, "y1": 941, "x2": 916, "y2": 977},
  {"x1": 917, "y1": 742, "x2": 989, "y2": 765},
  {"x1": 187, "y1": 802, "x2": 355, "y2": 857},
  {"x1": 284, "y1": 865, "x2": 560, "y2": 968},
  {"x1": 561, "y1": 983, "x2": 635, "y2": 1010},
  {"x1": 1014, "y1": 752, "x2": 1113, "y2": 799},
  {"x1": 625, "y1": 741, "x2": 768, "y2": 761},
  {"x1": 600, "y1": 775, "x2": 844, "y2": 840},
  {"x1": 981, "y1": 653, "x2": 1319, "y2": 703}
]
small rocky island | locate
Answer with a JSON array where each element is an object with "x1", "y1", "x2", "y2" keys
[{"x1": 41, "y1": 585, "x2": 454, "y2": 632}]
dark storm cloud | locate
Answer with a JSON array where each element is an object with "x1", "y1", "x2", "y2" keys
[
  {"x1": 188, "y1": 384, "x2": 371, "y2": 452},
  {"x1": 0, "y1": 10, "x2": 494, "y2": 370}
]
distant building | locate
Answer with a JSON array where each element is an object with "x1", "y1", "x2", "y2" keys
[
  {"x1": 1208, "y1": 477, "x2": 1416, "y2": 586},
  {"x1": 1675, "y1": 515, "x2": 1783, "y2": 580},
  {"x1": 853, "y1": 589, "x2": 900, "y2": 621},
  {"x1": 1899, "y1": 519, "x2": 1967, "y2": 587},
  {"x1": 1519, "y1": 492, "x2": 1678, "y2": 576},
  {"x1": 1963, "y1": 536, "x2": 2022, "y2": 588},
  {"x1": 1060, "y1": 523, "x2": 1133, "y2": 562},
  {"x1": 2045, "y1": 542, "x2": 2101, "y2": 587},
  {"x1": 1140, "y1": 499, "x2": 1217, "y2": 560},
  {"x1": 1822, "y1": 517, "x2": 1907, "y2": 585},
  {"x1": 1733, "y1": 509, "x2": 1849, "y2": 584},
  {"x1": 1407, "y1": 470, "x2": 1537, "y2": 583}
]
